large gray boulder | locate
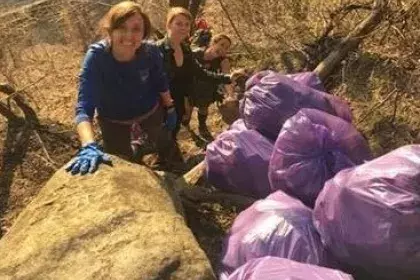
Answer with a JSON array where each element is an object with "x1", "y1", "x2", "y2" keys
[{"x1": 0, "y1": 157, "x2": 215, "y2": 280}]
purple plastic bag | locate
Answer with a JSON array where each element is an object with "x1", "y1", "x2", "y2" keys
[
  {"x1": 226, "y1": 257, "x2": 354, "y2": 280},
  {"x1": 324, "y1": 94, "x2": 352, "y2": 123},
  {"x1": 287, "y1": 71, "x2": 325, "y2": 92},
  {"x1": 314, "y1": 145, "x2": 420, "y2": 280},
  {"x1": 240, "y1": 70, "x2": 351, "y2": 140},
  {"x1": 243, "y1": 70, "x2": 270, "y2": 91},
  {"x1": 268, "y1": 108, "x2": 371, "y2": 207},
  {"x1": 205, "y1": 128, "x2": 273, "y2": 198},
  {"x1": 247, "y1": 71, "x2": 325, "y2": 92},
  {"x1": 220, "y1": 191, "x2": 327, "y2": 277},
  {"x1": 290, "y1": 71, "x2": 352, "y2": 122},
  {"x1": 229, "y1": 118, "x2": 248, "y2": 132}
]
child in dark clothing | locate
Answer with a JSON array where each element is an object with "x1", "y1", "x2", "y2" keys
[{"x1": 188, "y1": 33, "x2": 235, "y2": 139}]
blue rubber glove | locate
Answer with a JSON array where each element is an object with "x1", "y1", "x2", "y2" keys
[
  {"x1": 65, "y1": 142, "x2": 112, "y2": 175},
  {"x1": 164, "y1": 106, "x2": 177, "y2": 131}
]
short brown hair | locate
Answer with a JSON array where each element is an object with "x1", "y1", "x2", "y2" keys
[
  {"x1": 98, "y1": 1, "x2": 151, "y2": 39},
  {"x1": 210, "y1": 33, "x2": 232, "y2": 46},
  {"x1": 166, "y1": 7, "x2": 192, "y2": 27}
]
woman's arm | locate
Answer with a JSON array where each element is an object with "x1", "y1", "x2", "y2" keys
[
  {"x1": 189, "y1": 47, "x2": 231, "y2": 84},
  {"x1": 76, "y1": 121, "x2": 95, "y2": 145},
  {"x1": 220, "y1": 58, "x2": 235, "y2": 98},
  {"x1": 150, "y1": 44, "x2": 178, "y2": 130},
  {"x1": 150, "y1": 44, "x2": 173, "y2": 107},
  {"x1": 75, "y1": 47, "x2": 100, "y2": 145},
  {"x1": 160, "y1": 90, "x2": 174, "y2": 107},
  {"x1": 66, "y1": 44, "x2": 115, "y2": 175}
]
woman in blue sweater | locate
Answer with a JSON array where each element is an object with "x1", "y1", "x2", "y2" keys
[{"x1": 66, "y1": 1, "x2": 178, "y2": 175}]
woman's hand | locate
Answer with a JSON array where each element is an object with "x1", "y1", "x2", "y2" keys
[
  {"x1": 65, "y1": 142, "x2": 112, "y2": 175},
  {"x1": 164, "y1": 106, "x2": 178, "y2": 131},
  {"x1": 230, "y1": 68, "x2": 247, "y2": 87}
]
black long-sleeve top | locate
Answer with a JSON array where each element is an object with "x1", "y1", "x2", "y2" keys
[{"x1": 156, "y1": 36, "x2": 231, "y2": 101}]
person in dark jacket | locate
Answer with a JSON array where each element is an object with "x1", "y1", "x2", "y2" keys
[
  {"x1": 156, "y1": 7, "x2": 238, "y2": 140},
  {"x1": 66, "y1": 1, "x2": 179, "y2": 175},
  {"x1": 188, "y1": 33, "x2": 235, "y2": 138}
]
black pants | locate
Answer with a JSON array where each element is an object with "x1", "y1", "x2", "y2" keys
[
  {"x1": 98, "y1": 106, "x2": 179, "y2": 163},
  {"x1": 172, "y1": 94, "x2": 186, "y2": 139}
]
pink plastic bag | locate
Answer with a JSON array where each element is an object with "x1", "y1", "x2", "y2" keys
[
  {"x1": 269, "y1": 108, "x2": 371, "y2": 207},
  {"x1": 314, "y1": 145, "x2": 420, "y2": 280},
  {"x1": 206, "y1": 128, "x2": 274, "y2": 198},
  {"x1": 225, "y1": 257, "x2": 354, "y2": 280},
  {"x1": 240, "y1": 70, "x2": 352, "y2": 140},
  {"x1": 220, "y1": 191, "x2": 327, "y2": 277}
]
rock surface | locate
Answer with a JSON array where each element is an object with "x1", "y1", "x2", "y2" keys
[{"x1": 0, "y1": 157, "x2": 215, "y2": 280}]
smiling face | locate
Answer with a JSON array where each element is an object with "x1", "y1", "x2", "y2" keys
[
  {"x1": 167, "y1": 14, "x2": 191, "y2": 42},
  {"x1": 208, "y1": 37, "x2": 231, "y2": 58},
  {"x1": 110, "y1": 13, "x2": 144, "y2": 61}
]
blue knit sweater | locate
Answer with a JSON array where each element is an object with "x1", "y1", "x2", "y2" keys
[{"x1": 75, "y1": 40, "x2": 169, "y2": 124}]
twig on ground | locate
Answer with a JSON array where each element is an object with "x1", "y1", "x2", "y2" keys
[
  {"x1": 32, "y1": 130, "x2": 59, "y2": 169},
  {"x1": 31, "y1": 152, "x2": 59, "y2": 170},
  {"x1": 176, "y1": 160, "x2": 207, "y2": 187},
  {"x1": 357, "y1": 89, "x2": 398, "y2": 125}
]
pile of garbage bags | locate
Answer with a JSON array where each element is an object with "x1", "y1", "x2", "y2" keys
[
  {"x1": 204, "y1": 70, "x2": 420, "y2": 279},
  {"x1": 207, "y1": 71, "x2": 366, "y2": 202},
  {"x1": 239, "y1": 70, "x2": 351, "y2": 140},
  {"x1": 225, "y1": 257, "x2": 354, "y2": 280}
]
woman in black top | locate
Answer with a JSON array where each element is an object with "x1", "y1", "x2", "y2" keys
[
  {"x1": 189, "y1": 33, "x2": 235, "y2": 138},
  {"x1": 157, "y1": 7, "x2": 235, "y2": 139}
]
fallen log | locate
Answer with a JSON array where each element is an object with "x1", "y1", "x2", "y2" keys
[
  {"x1": 314, "y1": 0, "x2": 388, "y2": 80},
  {"x1": 181, "y1": 186, "x2": 257, "y2": 210}
]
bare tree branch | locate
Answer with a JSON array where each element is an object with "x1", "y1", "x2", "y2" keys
[
  {"x1": 169, "y1": 0, "x2": 189, "y2": 9},
  {"x1": 33, "y1": 130, "x2": 59, "y2": 169},
  {"x1": 0, "y1": 102, "x2": 19, "y2": 120},
  {"x1": 0, "y1": 83, "x2": 57, "y2": 168},
  {"x1": 176, "y1": 160, "x2": 206, "y2": 187},
  {"x1": 314, "y1": 0, "x2": 389, "y2": 80},
  {"x1": 0, "y1": 75, "x2": 48, "y2": 103},
  {"x1": 215, "y1": 0, "x2": 257, "y2": 61},
  {"x1": 320, "y1": 3, "x2": 372, "y2": 39}
]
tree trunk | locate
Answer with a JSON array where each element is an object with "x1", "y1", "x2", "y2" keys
[
  {"x1": 189, "y1": 0, "x2": 202, "y2": 20},
  {"x1": 169, "y1": 0, "x2": 189, "y2": 9}
]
